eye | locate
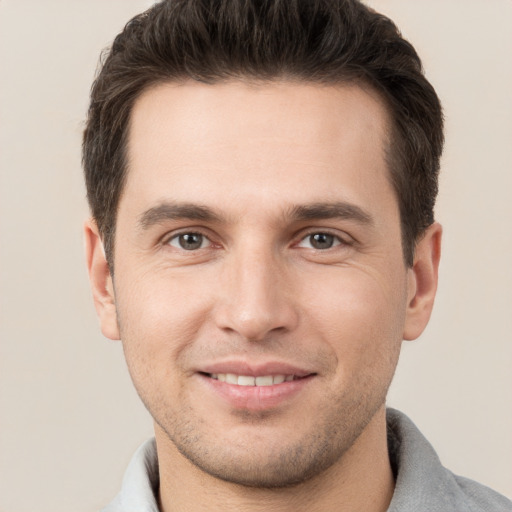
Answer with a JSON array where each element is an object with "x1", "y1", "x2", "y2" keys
[
  {"x1": 297, "y1": 232, "x2": 342, "y2": 250},
  {"x1": 168, "y1": 232, "x2": 210, "y2": 250}
]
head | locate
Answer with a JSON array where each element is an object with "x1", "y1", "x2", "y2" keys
[
  {"x1": 83, "y1": 0, "x2": 443, "y2": 271},
  {"x1": 83, "y1": 0, "x2": 443, "y2": 493}
]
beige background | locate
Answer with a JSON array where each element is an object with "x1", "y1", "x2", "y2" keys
[{"x1": 0, "y1": 1, "x2": 511, "y2": 511}]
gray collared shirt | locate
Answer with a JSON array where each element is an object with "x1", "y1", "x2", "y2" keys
[{"x1": 101, "y1": 409, "x2": 512, "y2": 511}]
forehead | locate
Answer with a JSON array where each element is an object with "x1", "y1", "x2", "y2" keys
[
  {"x1": 123, "y1": 80, "x2": 395, "y2": 221},
  {"x1": 128, "y1": 79, "x2": 390, "y2": 156}
]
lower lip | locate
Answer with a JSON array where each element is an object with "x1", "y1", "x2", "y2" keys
[{"x1": 197, "y1": 374, "x2": 314, "y2": 411}]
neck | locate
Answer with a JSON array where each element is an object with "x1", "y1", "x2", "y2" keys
[{"x1": 156, "y1": 406, "x2": 394, "y2": 512}]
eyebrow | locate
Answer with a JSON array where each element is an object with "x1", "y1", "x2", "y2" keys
[
  {"x1": 288, "y1": 202, "x2": 374, "y2": 226},
  {"x1": 138, "y1": 202, "x2": 222, "y2": 230},
  {"x1": 137, "y1": 200, "x2": 374, "y2": 231}
]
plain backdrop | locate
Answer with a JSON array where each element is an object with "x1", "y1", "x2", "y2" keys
[{"x1": 0, "y1": 1, "x2": 511, "y2": 511}]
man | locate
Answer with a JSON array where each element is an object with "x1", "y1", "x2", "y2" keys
[{"x1": 82, "y1": 0, "x2": 512, "y2": 510}]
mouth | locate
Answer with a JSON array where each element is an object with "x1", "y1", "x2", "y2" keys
[
  {"x1": 204, "y1": 373, "x2": 304, "y2": 386},
  {"x1": 196, "y1": 365, "x2": 316, "y2": 411}
]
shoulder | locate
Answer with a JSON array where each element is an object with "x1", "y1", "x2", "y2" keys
[
  {"x1": 452, "y1": 474, "x2": 512, "y2": 512},
  {"x1": 386, "y1": 408, "x2": 512, "y2": 512}
]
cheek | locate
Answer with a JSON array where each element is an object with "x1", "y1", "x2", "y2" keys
[
  {"x1": 300, "y1": 267, "x2": 407, "y2": 369},
  {"x1": 114, "y1": 271, "x2": 214, "y2": 381}
]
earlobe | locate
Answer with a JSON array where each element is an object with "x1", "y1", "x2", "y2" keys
[
  {"x1": 403, "y1": 222, "x2": 442, "y2": 341},
  {"x1": 84, "y1": 219, "x2": 121, "y2": 340}
]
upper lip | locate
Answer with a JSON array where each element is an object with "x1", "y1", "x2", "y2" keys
[{"x1": 197, "y1": 360, "x2": 315, "y2": 378}]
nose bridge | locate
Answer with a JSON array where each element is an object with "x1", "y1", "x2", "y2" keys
[{"x1": 216, "y1": 238, "x2": 297, "y2": 340}]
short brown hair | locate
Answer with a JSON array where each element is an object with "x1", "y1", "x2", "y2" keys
[{"x1": 83, "y1": 0, "x2": 443, "y2": 269}]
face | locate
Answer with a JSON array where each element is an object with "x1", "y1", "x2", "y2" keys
[{"x1": 86, "y1": 80, "x2": 439, "y2": 488}]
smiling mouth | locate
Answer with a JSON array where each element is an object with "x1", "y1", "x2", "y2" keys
[
  {"x1": 199, "y1": 370, "x2": 316, "y2": 410},
  {"x1": 204, "y1": 373, "x2": 310, "y2": 386}
]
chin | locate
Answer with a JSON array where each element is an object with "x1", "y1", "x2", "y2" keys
[
  {"x1": 174, "y1": 436, "x2": 343, "y2": 489},
  {"x1": 155, "y1": 397, "x2": 383, "y2": 489}
]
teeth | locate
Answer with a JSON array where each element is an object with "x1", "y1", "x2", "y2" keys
[
  {"x1": 238, "y1": 375, "x2": 255, "y2": 386},
  {"x1": 210, "y1": 374, "x2": 295, "y2": 386},
  {"x1": 226, "y1": 373, "x2": 238, "y2": 384},
  {"x1": 255, "y1": 375, "x2": 273, "y2": 386},
  {"x1": 273, "y1": 375, "x2": 285, "y2": 384}
]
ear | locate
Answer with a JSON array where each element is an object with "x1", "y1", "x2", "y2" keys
[
  {"x1": 403, "y1": 222, "x2": 442, "y2": 341},
  {"x1": 84, "y1": 219, "x2": 120, "y2": 340}
]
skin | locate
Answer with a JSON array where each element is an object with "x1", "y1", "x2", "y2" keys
[{"x1": 85, "y1": 81, "x2": 441, "y2": 511}]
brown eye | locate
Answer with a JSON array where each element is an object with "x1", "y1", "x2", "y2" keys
[{"x1": 168, "y1": 233, "x2": 209, "y2": 250}]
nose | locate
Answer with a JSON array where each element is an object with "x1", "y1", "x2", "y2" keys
[{"x1": 213, "y1": 246, "x2": 299, "y2": 342}]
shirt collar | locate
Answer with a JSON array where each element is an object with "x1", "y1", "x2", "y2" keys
[{"x1": 101, "y1": 438, "x2": 160, "y2": 512}]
